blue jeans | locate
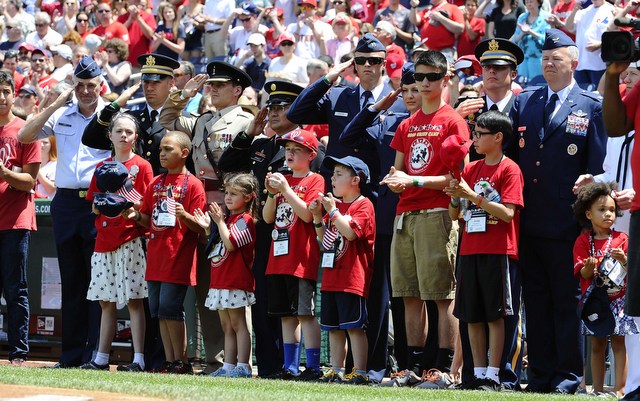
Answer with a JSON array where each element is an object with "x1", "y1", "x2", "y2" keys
[{"x1": 0, "y1": 229, "x2": 30, "y2": 360}]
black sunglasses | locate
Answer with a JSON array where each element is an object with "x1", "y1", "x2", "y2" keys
[
  {"x1": 354, "y1": 56, "x2": 384, "y2": 65},
  {"x1": 413, "y1": 72, "x2": 445, "y2": 82}
]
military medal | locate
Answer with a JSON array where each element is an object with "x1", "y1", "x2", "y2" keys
[
  {"x1": 567, "y1": 144, "x2": 578, "y2": 155},
  {"x1": 519, "y1": 137, "x2": 525, "y2": 148}
]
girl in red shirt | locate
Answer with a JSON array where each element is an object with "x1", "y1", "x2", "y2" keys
[{"x1": 194, "y1": 173, "x2": 259, "y2": 378}]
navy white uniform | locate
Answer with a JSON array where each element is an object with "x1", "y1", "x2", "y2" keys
[{"x1": 510, "y1": 30, "x2": 607, "y2": 394}]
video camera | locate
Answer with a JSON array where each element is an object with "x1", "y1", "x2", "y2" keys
[{"x1": 601, "y1": 17, "x2": 640, "y2": 63}]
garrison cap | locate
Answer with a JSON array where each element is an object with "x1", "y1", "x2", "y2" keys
[
  {"x1": 355, "y1": 33, "x2": 386, "y2": 54},
  {"x1": 542, "y1": 28, "x2": 577, "y2": 50}
]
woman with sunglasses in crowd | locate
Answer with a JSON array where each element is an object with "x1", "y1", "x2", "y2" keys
[
  {"x1": 74, "y1": 11, "x2": 91, "y2": 39},
  {"x1": 268, "y1": 33, "x2": 309, "y2": 85}
]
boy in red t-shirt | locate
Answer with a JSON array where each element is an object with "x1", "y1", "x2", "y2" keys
[
  {"x1": 127, "y1": 131, "x2": 205, "y2": 374},
  {"x1": 381, "y1": 50, "x2": 469, "y2": 379},
  {"x1": 262, "y1": 129, "x2": 324, "y2": 380},
  {"x1": 444, "y1": 110, "x2": 524, "y2": 390},
  {"x1": 310, "y1": 156, "x2": 376, "y2": 385}
]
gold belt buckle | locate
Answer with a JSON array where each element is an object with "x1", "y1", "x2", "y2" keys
[{"x1": 79, "y1": 190, "x2": 88, "y2": 198}]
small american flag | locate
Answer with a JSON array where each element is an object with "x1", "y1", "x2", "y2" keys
[
  {"x1": 231, "y1": 217, "x2": 252, "y2": 248},
  {"x1": 166, "y1": 188, "x2": 176, "y2": 215},
  {"x1": 116, "y1": 184, "x2": 142, "y2": 204},
  {"x1": 322, "y1": 227, "x2": 338, "y2": 251}
]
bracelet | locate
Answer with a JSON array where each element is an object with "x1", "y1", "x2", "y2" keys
[
  {"x1": 268, "y1": 192, "x2": 276, "y2": 198},
  {"x1": 323, "y1": 76, "x2": 332, "y2": 85},
  {"x1": 110, "y1": 101, "x2": 120, "y2": 111},
  {"x1": 135, "y1": 210, "x2": 142, "y2": 222},
  {"x1": 328, "y1": 208, "x2": 340, "y2": 220},
  {"x1": 313, "y1": 221, "x2": 323, "y2": 228},
  {"x1": 476, "y1": 195, "x2": 484, "y2": 207},
  {"x1": 412, "y1": 177, "x2": 424, "y2": 188},
  {"x1": 179, "y1": 90, "x2": 187, "y2": 101},
  {"x1": 450, "y1": 198, "x2": 460, "y2": 207}
]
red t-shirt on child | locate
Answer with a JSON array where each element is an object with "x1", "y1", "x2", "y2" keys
[
  {"x1": 141, "y1": 172, "x2": 205, "y2": 286},
  {"x1": 210, "y1": 212, "x2": 256, "y2": 292},
  {"x1": 266, "y1": 173, "x2": 324, "y2": 280},
  {"x1": 87, "y1": 155, "x2": 153, "y2": 252},
  {"x1": 320, "y1": 196, "x2": 376, "y2": 298},
  {"x1": 458, "y1": 156, "x2": 524, "y2": 258},
  {"x1": 390, "y1": 104, "x2": 470, "y2": 214}
]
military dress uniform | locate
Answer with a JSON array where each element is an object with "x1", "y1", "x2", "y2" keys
[
  {"x1": 510, "y1": 30, "x2": 607, "y2": 394},
  {"x1": 218, "y1": 81, "x2": 324, "y2": 377}
]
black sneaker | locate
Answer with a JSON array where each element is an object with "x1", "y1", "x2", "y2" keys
[
  {"x1": 476, "y1": 377, "x2": 501, "y2": 391},
  {"x1": 46, "y1": 362, "x2": 74, "y2": 369},
  {"x1": 169, "y1": 361, "x2": 193, "y2": 375},
  {"x1": 117, "y1": 362, "x2": 144, "y2": 372},
  {"x1": 79, "y1": 361, "x2": 109, "y2": 370},
  {"x1": 293, "y1": 368, "x2": 322, "y2": 382},
  {"x1": 260, "y1": 369, "x2": 296, "y2": 380}
]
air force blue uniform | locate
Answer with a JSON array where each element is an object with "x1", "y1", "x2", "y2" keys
[{"x1": 511, "y1": 82, "x2": 606, "y2": 393}]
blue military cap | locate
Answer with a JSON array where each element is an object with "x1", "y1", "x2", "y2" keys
[
  {"x1": 206, "y1": 61, "x2": 252, "y2": 89},
  {"x1": 475, "y1": 38, "x2": 524, "y2": 66},
  {"x1": 93, "y1": 193, "x2": 133, "y2": 218},
  {"x1": 542, "y1": 28, "x2": 576, "y2": 50},
  {"x1": 324, "y1": 156, "x2": 370, "y2": 184},
  {"x1": 578, "y1": 284, "x2": 615, "y2": 338},
  {"x1": 401, "y1": 62, "x2": 415, "y2": 85},
  {"x1": 264, "y1": 80, "x2": 304, "y2": 106},
  {"x1": 354, "y1": 33, "x2": 386, "y2": 54},
  {"x1": 138, "y1": 53, "x2": 180, "y2": 81},
  {"x1": 75, "y1": 56, "x2": 102, "y2": 79}
]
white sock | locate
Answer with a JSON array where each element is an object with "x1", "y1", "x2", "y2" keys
[
  {"x1": 486, "y1": 366, "x2": 500, "y2": 383},
  {"x1": 133, "y1": 353, "x2": 145, "y2": 370},
  {"x1": 222, "y1": 362, "x2": 236, "y2": 371},
  {"x1": 474, "y1": 367, "x2": 487, "y2": 378},
  {"x1": 94, "y1": 352, "x2": 109, "y2": 366},
  {"x1": 335, "y1": 367, "x2": 345, "y2": 378}
]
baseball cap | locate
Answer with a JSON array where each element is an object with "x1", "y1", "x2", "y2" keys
[
  {"x1": 51, "y1": 44, "x2": 73, "y2": 61},
  {"x1": 276, "y1": 32, "x2": 296, "y2": 46},
  {"x1": 93, "y1": 193, "x2": 133, "y2": 218},
  {"x1": 386, "y1": 53, "x2": 405, "y2": 79},
  {"x1": 95, "y1": 161, "x2": 142, "y2": 203},
  {"x1": 240, "y1": 1, "x2": 259, "y2": 15},
  {"x1": 323, "y1": 156, "x2": 370, "y2": 184},
  {"x1": 247, "y1": 33, "x2": 266, "y2": 46},
  {"x1": 18, "y1": 85, "x2": 38, "y2": 96},
  {"x1": 439, "y1": 134, "x2": 472, "y2": 180},
  {"x1": 276, "y1": 128, "x2": 319, "y2": 153},
  {"x1": 578, "y1": 284, "x2": 616, "y2": 338}
]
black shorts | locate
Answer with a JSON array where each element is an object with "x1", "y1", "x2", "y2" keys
[
  {"x1": 320, "y1": 291, "x2": 368, "y2": 331},
  {"x1": 453, "y1": 254, "x2": 514, "y2": 323},
  {"x1": 267, "y1": 274, "x2": 316, "y2": 317}
]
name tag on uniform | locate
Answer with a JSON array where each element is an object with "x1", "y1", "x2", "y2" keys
[
  {"x1": 273, "y1": 229, "x2": 289, "y2": 256},
  {"x1": 466, "y1": 208, "x2": 487, "y2": 233},
  {"x1": 321, "y1": 249, "x2": 336, "y2": 268},
  {"x1": 157, "y1": 212, "x2": 176, "y2": 227},
  {"x1": 334, "y1": 112, "x2": 348, "y2": 117}
]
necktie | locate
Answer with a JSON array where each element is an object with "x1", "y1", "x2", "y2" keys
[
  {"x1": 150, "y1": 109, "x2": 158, "y2": 123},
  {"x1": 543, "y1": 93, "x2": 558, "y2": 135},
  {"x1": 489, "y1": 104, "x2": 499, "y2": 111},
  {"x1": 362, "y1": 90, "x2": 373, "y2": 110}
]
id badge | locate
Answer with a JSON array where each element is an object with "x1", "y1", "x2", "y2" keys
[
  {"x1": 466, "y1": 209, "x2": 487, "y2": 233},
  {"x1": 602, "y1": 257, "x2": 627, "y2": 287},
  {"x1": 273, "y1": 229, "x2": 289, "y2": 256},
  {"x1": 208, "y1": 242, "x2": 223, "y2": 261},
  {"x1": 157, "y1": 211, "x2": 176, "y2": 227},
  {"x1": 321, "y1": 250, "x2": 336, "y2": 269}
]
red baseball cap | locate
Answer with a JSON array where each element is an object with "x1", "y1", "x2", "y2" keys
[
  {"x1": 440, "y1": 134, "x2": 472, "y2": 179},
  {"x1": 277, "y1": 128, "x2": 319, "y2": 153},
  {"x1": 299, "y1": 0, "x2": 318, "y2": 7},
  {"x1": 276, "y1": 32, "x2": 296, "y2": 46},
  {"x1": 386, "y1": 53, "x2": 405, "y2": 79}
]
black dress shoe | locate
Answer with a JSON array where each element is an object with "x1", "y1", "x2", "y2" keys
[
  {"x1": 622, "y1": 386, "x2": 640, "y2": 401},
  {"x1": 523, "y1": 384, "x2": 551, "y2": 393},
  {"x1": 259, "y1": 369, "x2": 297, "y2": 380},
  {"x1": 46, "y1": 362, "x2": 74, "y2": 369}
]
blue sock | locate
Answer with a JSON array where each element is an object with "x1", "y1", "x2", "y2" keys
[
  {"x1": 283, "y1": 343, "x2": 301, "y2": 374},
  {"x1": 306, "y1": 348, "x2": 320, "y2": 370}
]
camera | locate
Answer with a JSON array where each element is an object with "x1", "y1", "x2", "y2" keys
[{"x1": 601, "y1": 19, "x2": 640, "y2": 63}]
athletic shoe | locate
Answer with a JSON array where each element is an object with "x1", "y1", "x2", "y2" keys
[
  {"x1": 169, "y1": 361, "x2": 193, "y2": 375},
  {"x1": 475, "y1": 377, "x2": 501, "y2": 391},
  {"x1": 209, "y1": 367, "x2": 231, "y2": 377},
  {"x1": 227, "y1": 365, "x2": 252, "y2": 378},
  {"x1": 622, "y1": 386, "x2": 640, "y2": 401},
  {"x1": 319, "y1": 368, "x2": 344, "y2": 383},
  {"x1": 116, "y1": 362, "x2": 144, "y2": 372},
  {"x1": 293, "y1": 368, "x2": 322, "y2": 382},
  {"x1": 46, "y1": 362, "x2": 74, "y2": 369},
  {"x1": 260, "y1": 369, "x2": 296, "y2": 380},
  {"x1": 414, "y1": 368, "x2": 454, "y2": 389},
  {"x1": 79, "y1": 361, "x2": 109, "y2": 370},
  {"x1": 343, "y1": 368, "x2": 369, "y2": 385},
  {"x1": 9, "y1": 358, "x2": 25, "y2": 366},
  {"x1": 380, "y1": 369, "x2": 423, "y2": 387}
]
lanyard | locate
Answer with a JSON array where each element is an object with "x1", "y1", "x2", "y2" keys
[
  {"x1": 589, "y1": 231, "x2": 614, "y2": 258},
  {"x1": 158, "y1": 172, "x2": 190, "y2": 206}
]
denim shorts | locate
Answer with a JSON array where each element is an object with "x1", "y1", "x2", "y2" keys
[{"x1": 147, "y1": 281, "x2": 188, "y2": 321}]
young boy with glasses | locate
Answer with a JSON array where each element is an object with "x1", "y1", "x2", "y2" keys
[
  {"x1": 381, "y1": 50, "x2": 469, "y2": 383},
  {"x1": 444, "y1": 110, "x2": 524, "y2": 391}
]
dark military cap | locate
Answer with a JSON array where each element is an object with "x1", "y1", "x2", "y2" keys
[
  {"x1": 475, "y1": 38, "x2": 524, "y2": 66},
  {"x1": 137, "y1": 53, "x2": 180, "y2": 81},
  {"x1": 264, "y1": 80, "x2": 304, "y2": 106},
  {"x1": 206, "y1": 61, "x2": 252, "y2": 89},
  {"x1": 542, "y1": 28, "x2": 576, "y2": 50},
  {"x1": 401, "y1": 62, "x2": 415, "y2": 85},
  {"x1": 75, "y1": 56, "x2": 102, "y2": 79},
  {"x1": 354, "y1": 33, "x2": 386, "y2": 54}
]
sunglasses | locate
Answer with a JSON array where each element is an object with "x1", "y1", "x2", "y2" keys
[
  {"x1": 31, "y1": 58, "x2": 46, "y2": 63},
  {"x1": 6, "y1": 25, "x2": 15, "y2": 29},
  {"x1": 238, "y1": 17, "x2": 251, "y2": 22},
  {"x1": 472, "y1": 129, "x2": 497, "y2": 139},
  {"x1": 413, "y1": 72, "x2": 445, "y2": 82},
  {"x1": 280, "y1": 41, "x2": 294, "y2": 46},
  {"x1": 77, "y1": 18, "x2": 88, "y2": 22},
  {"x1": 97, "y1": 9, "x2": 111, "y2": 12},
  {"x1": 299, "y1": 5, "x2": 313, "y2": 10},
  {"x1": 354, "y1": 56, "x2": 384, "y2": 65},
  {"x1": 18, "y1": 93, "x2": 34, "y2": 98},
  {"x1": 35, "y1": 23, "x2": 47, "y2": 27},
  {"x1": 267, "y1": 104, "x2": 290, "y2": 113},
  {"x1": 333, "y1": 0, "x2": 344, "y2": 4}
]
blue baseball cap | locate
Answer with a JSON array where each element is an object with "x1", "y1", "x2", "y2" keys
[
  {"x1": 578, "y1": 285, "x2": 615, "y2": 338},
  {"x1": 93, "y1": 193, "x2": 133, "y2": 218},
  {"x1": 240, "y1": 1, "x2": 259, "y2": 15},
  {"x1": 95, "y1": 161, "x2": 129, "y2": 193},
  {"x1": 323, "y1": 156, "x2": 370, "y2": 184}
]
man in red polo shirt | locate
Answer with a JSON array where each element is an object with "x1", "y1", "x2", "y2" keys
[
  {"x1": 91, "y1": 2, "x2": 130, "y2": 44},
  {"x1": 117, "y1": 0, "x2": 156, "y2": 65}
]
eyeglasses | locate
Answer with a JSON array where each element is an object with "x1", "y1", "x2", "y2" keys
[
  {"x1": 35, "y1": 23, "x2": 47, "y2": 27},
  {"x1": 354, "y1": 56, "x2": 384, "y2": 65},
  {"x1": 472, "y1": 129, "x2": 497, "y2": 139},
  {"x1": 413, "y1": 72, "x2": 445, "y2": 82},
  {"x1": 31, "y1": 58, "x2": 46, "y2": 63},
  {"x1": 267, "y1": 104, "x2": 290, "y2": 113},
  {"x1": 332, "y1": 1, "x2": 344, "y2": 4},
  {"x1": 77, "y1": 18, "x2": 88, "y2": 22},
  {"x1": 279, "y1": 41, "x2": 294, "y2": 47},
  {"x1": 97, "y1": 9, "x2": 111, "y2": 12}
]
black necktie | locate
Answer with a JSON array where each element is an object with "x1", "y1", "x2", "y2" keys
[
  {"x1": 544, "y1": 93, "x2": 558, "y2": 135},
  {"x1": 362, "y1": 90, "x2": 373, "y2": 110},
  {"x1": 489, "y1": 104, "x2": 499, "y2": 111},
  {"x1": 150, "y1": 109, "x2": 158, "y2": 123}
]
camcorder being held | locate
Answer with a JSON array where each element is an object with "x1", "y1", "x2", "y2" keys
[{"x1": 602, "y1": 17, "x2": 640, "y2": 63}]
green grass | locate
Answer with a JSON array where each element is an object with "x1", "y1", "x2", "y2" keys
[{"x1": 0, "y1": 366, "x2": 586, "y2": 401}]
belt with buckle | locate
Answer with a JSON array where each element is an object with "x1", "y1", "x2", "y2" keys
[
  {"x1": 206, "y1": 28, "x2": 221, "y2": 33},
  {"x1": 201, "y1": 179, "x2": 224, "y2": 192},
  {"x1": 57, "y1": 188, "x2": 89, "y2": 198}
]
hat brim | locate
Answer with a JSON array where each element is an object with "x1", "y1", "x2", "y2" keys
[
  {"x1": 142, "y1": 73, "x2": 170, "y2": 82},
  {"x1": 206, "y1": 77, "x2": 233, "y2": 83},
  {"x1": 266, "y1": 99, "x2": 294, "y2": 106},
  {"x1": 454, "y1": 60, "x2": 473, "y2": 70},
  {"x1": 480, "y1": 59, "x2": 515, "y2": 66}
]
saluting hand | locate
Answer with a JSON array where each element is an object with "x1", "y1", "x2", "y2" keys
[
  {"x1": 372, "y1": 87, "x2": 402, "y2": 111},
  {"x1": 325, "y1": 58, "x2": 355, "y2": 84},
  {"x1": 115, "y1": 81, "x2": 142, "y2": 108},
  {"x1": 182, "y1": 74, "x2": 208, "y2": 99},
  {"x1": 247, "y1": 107, "x2": 268, "y2": 137}
]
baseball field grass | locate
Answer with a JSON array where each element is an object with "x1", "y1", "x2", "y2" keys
[{"x1": 0, "y1": 365, "x2": 589, "y2": 401}]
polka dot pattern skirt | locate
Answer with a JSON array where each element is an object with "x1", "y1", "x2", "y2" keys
[{"x1": 205, "y1": 289, "x2": 256, "y2": 311}]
